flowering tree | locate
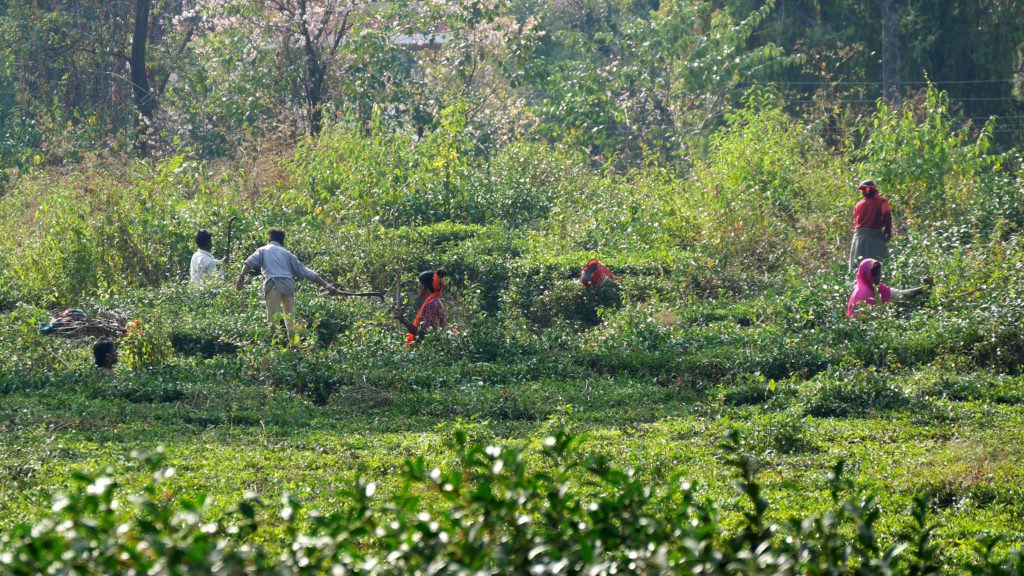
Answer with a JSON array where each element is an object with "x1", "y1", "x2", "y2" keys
[
  {"x1": 181, "y1": 0, "x2": 402, "y2": 137},
  {"x1": 263, "y1": 0, "x2": 376, "y2": 136},
  {"x1": 414, "y1": 0, "x2": 543, "y2": 149},
  {"x1": 132, "y1": 0, "x2": 202, "y2": 154},
  {"x1": 166, "y1": 0, "x2": 540, "y2": 146}
]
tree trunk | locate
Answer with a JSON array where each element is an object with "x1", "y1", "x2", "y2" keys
[
  {"x1": 296, "y1": 0, "x2": 323, "y2": 136},
  {"x1": 130, "y1": 0, "x2": 155, "y2": 153},
  {"x1": 306, "y1": 64, "x2": 324, "y2": 137},
  {"x1": 878, "y1": 0, "x2": 904, "y2": 105}
]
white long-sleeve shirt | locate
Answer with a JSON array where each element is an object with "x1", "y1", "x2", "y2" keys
[{"x1": 190, "y1": 249, "x2": 224, "y2": 285}]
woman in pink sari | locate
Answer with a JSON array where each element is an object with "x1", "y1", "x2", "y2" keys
[{"x1": 847, "y1": 259, "x2": 932, "y2": 317}]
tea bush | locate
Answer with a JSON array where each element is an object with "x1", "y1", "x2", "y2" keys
[
  {"x1": 907, "y1": 364, "x2": 1024, "y2": 405},
  {"x1": 96, "y1": 371, "x2": 193, "y2": 404},
  {"x1": 722, "y1": 411, "x2": 820, "y2": 455},
  {"x1": 715, "y1": 373, "x2": 800, "y2": 408},
  {"x1": 3, "y1": 430, "x2": 1020, "y2": 575},
  {"x1": 0, "y1": 304, "x2": 85, "y2": 375},
  {"x1": 799, "y1": 366, "x2": 911, "y2": 418},
  {"x1": 963, "y1": 166, "x2": 1024, "y2": 241},
  {"x1": 525, "y1": 280, "x2": 622, "y2": 327},
  {"x1": 120, "y1": 319, "x2": 172, "y2": 371}
]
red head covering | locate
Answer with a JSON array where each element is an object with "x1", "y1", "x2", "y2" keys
[{"x1": 858, "y1": 180, "x2": 878, "y2": 198}]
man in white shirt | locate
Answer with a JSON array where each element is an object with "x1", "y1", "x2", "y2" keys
[
  {"x1": 190, "y1": 229, "x2": 227, "y2": 286},
  {"x1": 236, "y1": 227, "x2": 340, "y2": 332}
]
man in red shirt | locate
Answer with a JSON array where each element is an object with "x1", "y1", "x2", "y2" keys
[{"x1": 849, "y1": 180, "x2": 893, "y2": 272}]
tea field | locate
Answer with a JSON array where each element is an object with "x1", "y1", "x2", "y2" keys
[{"x1": 2, "y1": 98, "x2": 1024, "y2": 573}]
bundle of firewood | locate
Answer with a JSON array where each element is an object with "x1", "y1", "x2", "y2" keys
[{"x1": 42, "y1": 309, "x2": 128, "y2": 340}]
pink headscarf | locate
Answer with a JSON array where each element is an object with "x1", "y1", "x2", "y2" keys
[{"x1": 847, "y1": 258, "x2": 891, "y2": 317}]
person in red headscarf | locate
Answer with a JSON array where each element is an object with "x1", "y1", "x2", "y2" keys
[
  {"x1": 579, "y1": 259, "x2": 618, "y2": 288},
  {"x1": 849, "y1": 179, "x2": 894, "y2": 272},
  {"x1": 847, "y1": 258, "x2": 932, "y2": 317},
  {"x1": 395, "y1": 268, "x2": 448, "y2": 345}
]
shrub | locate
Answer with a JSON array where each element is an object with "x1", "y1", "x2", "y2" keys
[
  {"x1": 119, "y1": 319, "x2": 172, "y2": 371},
  {"x1": 721, "y1": 410, "x2": 820, "y2": 455},
  {"x1": 908, "y1": 364, "x2": 1024, "y2": 405},
  {"x1": 716, "y1": 373, "x2": 799, "y2": 407},
  {"x1": 527, "y1": 280, "x2": 622, "y2": 327},
  {"x1": 0, "y1": 156, "x2": 247, "y2": 305},
  {"x1": 3, "y1": 430, "x2": 1021, "y2": 575},
  {"x1": 973, "y1": 326, "x2": 1024, "y2": 375},
  {"x1": 800, "y1": 366, "x2": 910, "y2": 417},
  {"x1": 0, "y1": 304, "x2": 80, "y2": 375},
  {"x1": 861, "y1": 84, "x2": 993, "y2": 226},
  {"x1": 682, "y1": 91, "x2": 846, "y2": 290}
]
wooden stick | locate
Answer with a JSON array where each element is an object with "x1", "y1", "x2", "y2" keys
[
  {"x1": 223, "y1": 215, "x2": 239, "y2": 261},
  {"x1": 333, "y1": 291, "x2": 386, "y2": 301}
]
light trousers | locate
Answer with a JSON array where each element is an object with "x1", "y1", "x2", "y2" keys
[{"x1": 265, "y1": 285, "x2": 295, "y2": 330}]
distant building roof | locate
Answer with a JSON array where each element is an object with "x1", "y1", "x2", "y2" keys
[{"x1": 392, "y1": 31, "x2": 449, "y2": 50}]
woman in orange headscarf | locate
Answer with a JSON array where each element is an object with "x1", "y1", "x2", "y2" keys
[{"x1": 395, "y1": 268, "x2": 448, "y2": 345}]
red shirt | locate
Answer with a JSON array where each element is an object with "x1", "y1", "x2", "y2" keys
[
  {"x1": 580, "y1": 260, "x2": 618, "y2": 288},
  {"x1": 853, "y1": 195, "x2": 893, "y2": 237}
]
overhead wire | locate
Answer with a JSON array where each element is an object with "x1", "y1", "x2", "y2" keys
[{"x1": 736, "y1": 79, "x2": 1017, "y2": 86}]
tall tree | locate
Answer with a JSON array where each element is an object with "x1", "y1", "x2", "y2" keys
[
  {"x1": 415, "y1": 0, "x2": 542, "y2": 148},
  {"x1": 527, "y1": 0, "x2": 789, "y2": 164},
  {"x1": 0, "y1": 0, "x2": 194, "y2": 158},
  {"x1": 711, "y1": 0, "x2": 1024, "y2": 146},
  {"x1": 193, "y1": 0, "x2": 408, "y2": 137},
  {"x1": 131, "y1": 0, "x2": 156, "y2": 153},
  {"x1": 878, "y1": 0, "x2": 904, "y2": 104},
  {"x1": 267, "y1": 0, "x2": 367, "y2": 136}
]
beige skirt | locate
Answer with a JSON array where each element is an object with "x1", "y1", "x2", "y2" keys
[{"x1": 849, "y1": 228, "x2": 888, "y2": 272}]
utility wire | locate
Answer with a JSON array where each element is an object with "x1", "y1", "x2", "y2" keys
[{"x1": 737, "y1": 79, "x2": 1017, "y2": 86}]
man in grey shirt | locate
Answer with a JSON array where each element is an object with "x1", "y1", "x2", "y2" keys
[{"x1": 236, "y1": 228, "x2": 340, "y2": 332}]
